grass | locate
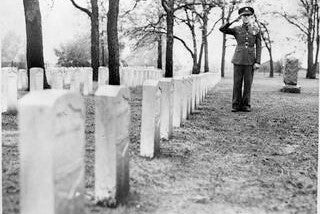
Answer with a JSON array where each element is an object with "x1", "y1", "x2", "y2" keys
[{"x1": 3, "y1": 71, "x2": 318, "y2": 213}]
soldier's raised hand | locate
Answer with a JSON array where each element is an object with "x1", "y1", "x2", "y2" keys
[{"x1": 233, "y1": 15, "x2": 242, "y2": 23}]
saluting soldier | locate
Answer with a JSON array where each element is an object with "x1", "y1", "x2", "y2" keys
[{"x1": 219, "y1": 6, "x2": 261, "y2": 112}]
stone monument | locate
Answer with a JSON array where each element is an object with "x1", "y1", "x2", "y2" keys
[{"x1": 280, "y1": 56, "x2": 301, "y2": 93}]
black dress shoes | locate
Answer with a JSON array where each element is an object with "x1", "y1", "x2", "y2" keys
[
  {"x1": 231, "y1": 108, "x2": 240, "y2": 112},
  {"x1": 242, "y1": 106, "x2": 251, "y2": 112}
]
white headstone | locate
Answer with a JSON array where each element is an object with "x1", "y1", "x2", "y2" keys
[
  {"x1": 51, "y1": 69, "x2": 64, "y2": 90},
  {"x1": 70, "y1": 69, "x2": 81, "y2": 92},
  {"x1": 191, "y1": 76, "x2": 196, "y2": 112},
  {"x1": 172, "y1": 77, "x2": 183, "y2": 127},
  {"x1": 140, "y1": 80, "x2": 161, "y2": 158},
  {"x1": 83, "y1": 67, "x2": 93, "y2": 95},
  {"x1": 98, "y1": 67, "x2": 108, "y2": 86},
  {"x1": 30, "y1": 68, "x2": 44, "y2": 91},
  {"x1": 195, "y1": 75, "x2": 201, "y2": 108},
  {"x1": 181, "y1": 77, "x2": 188, "y2": 120},
  {"x1": 18, "y1": 69, "x2": 24, "y2": 90},
  {"x1": 7, "y1": 68, "x2": 18, "y2": 112},
  {"x1": 95, "y1": 85, "x2": 130, "y2": 206},
  {"x1": 64, "y1": 68, "x2": 71, "y2": 86},
  {"x1": 19, "y1": 69, "x2": 28, "y2": 89},
  {"x1": 159, "y1": 78, "x2": 173, "y2": 140},
  {"x1": 19, "y1": 90, "x2": 86, "y2": 214},
  {"x1": 185, "y1": 76, "x2": 193, "y2": 118},
  {"x1": 1, "y1": 68, "x2": 8, "y2": 112}
]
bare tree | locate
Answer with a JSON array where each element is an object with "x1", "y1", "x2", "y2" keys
[
  {"x1": 23, "y1": 0, "x2": 50, "y2": 90},
  {"x1": 255, "y1": 18, "x2": 274, "y2": 77},
  {"x1": 279, "y1": 0, "x2": 319, "y2": 79},
  {"x1": 124, "y1": 2, "x2": 165, "y2": 69},
  {"x1": 219, "y1": 0, "x2": 237, "y2": 77},
  {"x1": 195, "y1": 0, "x2": 220, "y2": 73},
  {"x1": 162, "y1": 0, "x2": 175, "y2": 77},
  {"x1": 69, "y1": 0, "x2": 100, "y2": 81},
  {"x1": 175, "y1": 1, "x2": 220, "y2": 74},
  {"x1": 108, "y1": 0, "x2": 120, "y2": 85}
]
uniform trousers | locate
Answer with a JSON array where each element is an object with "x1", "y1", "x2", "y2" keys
[{"x1": 232, "y1": 64, "x2": 254, "y2": 109}]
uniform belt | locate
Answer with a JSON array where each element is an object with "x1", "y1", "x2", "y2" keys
[{"x1": 238, "y1": 45, "x2": 254, "y2": 48}]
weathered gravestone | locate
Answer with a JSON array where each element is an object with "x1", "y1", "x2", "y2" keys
[
  {"x1": 98, "y1": 67, "x2": 109, "y2": 86},
  {"x1": 82, "y1": 67, "x2": 93, "y2": 95},
  {"x1": 17, "y1": 69, "x2": 23, "y2": 90},
  {"x1": 172, "y1": 77, "x2": 184, "y2": 127},
  {"x1": 280, "y1": 57, "x2": 301, "y2": 93},
  {"x1": 140, "y1": 80, "x2": 161, "y2": 158},
  {"x1": 18, "y1": 69, "x2": 28, "y2": 90},
  {"x1": 7, "y1": 68, "x2": 18, "y2": 112},
  {"x1": 159, "y1": 78, "x2": 174, "y2": 140},
  {"x1": 70, "y1": 69, "x2": 81, "y2": 92},
  {"x1": 194, "y1": 75, "x2": 201, "y2": 108},
  {"x1": 19, "y1": 90, "x2": 86, "y2": 214},
  {"x1": 184, "y1": 76, "x2": 193, "y2": 118},
  {"x1": 51, "y1": 70, "x2": 64, "y2": 90},
  {"x1": 1, "y1": 68, "x2": 8, "y2": 112},
  {"x1": 30, "y1": 68, "x2": 44, "y2": 91},
  {"x1": 95, "y1": 85, "x2": 130, "y2": 206}
]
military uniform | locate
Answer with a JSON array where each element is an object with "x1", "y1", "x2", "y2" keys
[{"x1": 219, "y1": 7, "x2": 261, "y2": 111}]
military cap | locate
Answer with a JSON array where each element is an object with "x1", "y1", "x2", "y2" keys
[{"x1": 238, "y1": 6, "x2": 254, "y2": 16}]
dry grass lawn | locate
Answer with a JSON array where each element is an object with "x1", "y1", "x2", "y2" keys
[{"x1": 3, "y1": 71, "x2": 318, "y2": 214}]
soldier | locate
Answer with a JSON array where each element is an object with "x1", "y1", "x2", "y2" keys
[{"x1": 219, "y1": 6, "x2": 261, "y2": 112}]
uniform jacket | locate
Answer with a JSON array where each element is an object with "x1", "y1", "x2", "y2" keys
[{"x1": 219, "y1": 22, "x2": 262, "y2": 65}]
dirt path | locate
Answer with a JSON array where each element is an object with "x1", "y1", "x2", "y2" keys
[{"x1": 3, "y1": 72, "x2": 318, "y2": 214}]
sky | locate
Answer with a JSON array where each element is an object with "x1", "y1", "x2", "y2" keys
[{"x1": 0, "y1": 0, "x2": 307, "y2": 69}]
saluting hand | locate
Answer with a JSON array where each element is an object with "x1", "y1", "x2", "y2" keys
[{"x1": 232, "y1": 15, "x2": 242, "y2": 23}]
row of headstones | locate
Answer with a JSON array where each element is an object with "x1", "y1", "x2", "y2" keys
[
  {"x1": 47, "y1": 66, "x2": 164, "y2": 89},
  {"x1": 140, "y1": 72, "x2": 221, "y2": 158},
  {"x1": 18, "y1": 71, "x2": 220, "y2": 213},
  {"x1": 1, "y1": 66, "x2": 164, "y2": 112},
  {"x1": 98, "y1": 66, "x2": 164, "y2": 87}
]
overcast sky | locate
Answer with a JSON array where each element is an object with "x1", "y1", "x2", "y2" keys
[{"x1": 0, "y1": 0, "x2": 306, "y2": 68}]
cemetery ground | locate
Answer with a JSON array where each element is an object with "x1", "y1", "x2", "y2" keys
[{"x1": 3, "y1": 71, "x2": 318, "y2": 214}]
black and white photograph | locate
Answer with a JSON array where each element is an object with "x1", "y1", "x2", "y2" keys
[{"x1": 0, "y1": 0, "x2": 318, "y2": 213}]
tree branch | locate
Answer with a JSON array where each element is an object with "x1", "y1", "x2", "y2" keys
[
  {"x1": 206, "y1": 17, "x2": 222, "y2": 36},
  {"x1": 161, "y1": 0, "x2": 170, "y2": 12},
  {"x1": 279, "y1": 12, "x2": 309, "y2": 35},
  {"x1": 120, "y1": 0, "x2": 140, "y2": 18},
  {"x1": 69, "y1": 0, "x2": 91, "y2": 17},
  {"x1": 173, "y1": 35, "x2": 194, "y2": 57}
]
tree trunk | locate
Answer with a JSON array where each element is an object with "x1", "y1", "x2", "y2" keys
[
  {"x1": 315, "y1": 34, "x2": 319, "y2": 66},
  {"x1": 191, "y1": 27, "x2": 199, "y2": 74},
  {"x1": 157, "y1": 34, "x2": 162, "y2": 69},
  {"x1": 165, "y1": 0, "x2": 174, "y2": 78},
  {"x1": 23, "y1": 0, "x2": 50, "y2": 90},
  {"x1": 203, "y1": 14, "x2": 209, "y2": 73},
  {"x1": 198, "y1": 43, "x2": 204, "y2": 72},
  {"x1": 306, "y1": 37, "x2": 316, "y2": 78},
  {"x1": 268, "y1": 47, "x2": 274, "y2": 77},
  {"x1": 107, "y1": 0, "x2": 120, "y2": 85},
  {"x1": 220, "y1": 9, "x2": 226, "y2": 78},
  {"x1": 221, "y1": 34, "x2": 226, "y2": 77},
  {"x1": 91, "y1": 0, "x2": 99, "y2": 81},
  {"x1": 192, "y1": 55, "x2": 198, "y2": 74}
]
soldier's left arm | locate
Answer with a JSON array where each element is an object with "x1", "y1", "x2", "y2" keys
[{"x1": 255, "y1": 31, "x2": 262, "y2": 64}]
